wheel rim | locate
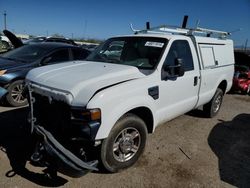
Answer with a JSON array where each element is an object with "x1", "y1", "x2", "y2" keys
[
  {"x1": 213, "y1": 94, "x2": 222, "y2": 113},
  {"x1": 113, "y1": 127, "x2": 141, "y2": 162},
  {"x1": 11, "y1": 83, "x2": 26, "y2": 104}
]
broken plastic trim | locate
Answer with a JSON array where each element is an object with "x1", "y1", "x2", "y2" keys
[{"x1": 27, "y1": 84, "x2": 35, "y2": 133}]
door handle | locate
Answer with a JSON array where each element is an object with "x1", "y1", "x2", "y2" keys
[{"x1": 194, "y1": 76, "x2": 198, "y2": 86}]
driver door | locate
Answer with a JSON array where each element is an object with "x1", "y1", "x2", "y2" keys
[{"x1": 157, "y1": 39, "x2": 200, "y2": 123}]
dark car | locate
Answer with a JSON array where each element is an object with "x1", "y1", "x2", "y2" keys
[{"x1": 0, "y1": 42, "x2": 90, "y2": 106}]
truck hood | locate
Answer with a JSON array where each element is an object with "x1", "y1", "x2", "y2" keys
[{"x1": 26, "y1": 61, "x2": 145, "y2": 106}]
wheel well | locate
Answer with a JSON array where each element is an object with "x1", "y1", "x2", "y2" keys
[
  {"x1": 3, "y1": 78, "x2": 23, "y2": 89},
  {"x1": 127, "y1": 107, "x2": 154, "y2": 133},
  {"x1": 218, "y1": 80, "x2": 227, "y2": 94}
]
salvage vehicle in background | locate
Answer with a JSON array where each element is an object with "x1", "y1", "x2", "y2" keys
[
  {"x1": 26, "y1": 18, "x2": 234, "y2": 177},
  {"x1": 232, "y1": 65, "x2": 250, "y2": 94},
  {"x1": 0, "y1": 42, "x2": 90, "y2": 106},
  {"x1": 24, "y1": 36, "x2": 78, "y2": 46}
]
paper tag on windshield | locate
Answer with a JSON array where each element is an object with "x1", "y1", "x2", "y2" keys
[{"x1": 145, "y1": 41, "x2": 164, "y2": 48}]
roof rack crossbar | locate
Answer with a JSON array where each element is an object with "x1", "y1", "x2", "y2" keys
[
  {"x1": 195, "y1": 27, "x2": 230, "y2": 36},
  {"x1": 132, "y1": 24, "x2": 231, "y2": 38}
]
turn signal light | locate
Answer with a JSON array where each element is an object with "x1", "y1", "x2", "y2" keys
[{"x1": 82, "y1": 108, "x2": 101, "y2": 121}]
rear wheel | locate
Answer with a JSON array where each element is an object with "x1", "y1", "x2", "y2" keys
[
  {"x1": 203, "y1": 88, "x2": 224, "y2": 118},
  {"x1": 6, "y1": 80, "x2": 28, "y2": 107},
  {"x1": 101, "y1": 114, "x2": 147, "y2": 172}
]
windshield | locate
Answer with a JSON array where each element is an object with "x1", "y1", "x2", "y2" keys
[
  {"x1": 1, "y1": 44, "x2": 50, "y2": 62},
  {"x1": 86, "y1": 37, "x2": 168, "y2": 69}
]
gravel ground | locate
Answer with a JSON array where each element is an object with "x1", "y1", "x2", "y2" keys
[{"x1": 0, "y1": 93, "x2": 250, "y2": 188}]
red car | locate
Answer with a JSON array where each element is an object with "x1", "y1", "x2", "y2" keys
[{"x1": 232, "y1": 65, "x2": 250, "y2": 94}]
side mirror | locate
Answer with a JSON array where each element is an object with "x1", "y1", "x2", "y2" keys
[
  {"x1": 41, "y1": 56, "x2": 52, "y2": 65},
  {"x1": 174, "y1": 58, "x2": 185, "y2": 77},
  {"x1": 162, "y1": 58, "x2": 185, "y2": 80}
]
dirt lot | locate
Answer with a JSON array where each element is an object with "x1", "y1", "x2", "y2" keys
[{"x1": 0, "y1": 93, "x2": 250, "y2": 188}]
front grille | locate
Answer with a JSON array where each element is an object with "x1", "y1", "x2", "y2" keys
[{"x1": 32, "y1": 92, "x2": 71, "y2": 142}]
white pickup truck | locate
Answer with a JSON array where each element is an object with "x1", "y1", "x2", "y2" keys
[{"x1": 26, "y1": 25, "x2": 234, "y2": 177}]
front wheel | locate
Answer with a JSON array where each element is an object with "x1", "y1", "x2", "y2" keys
[
  {"x1": 101, "y1": 114, "x2": 147, "y2": 173},
  {"x1": 6, "y1": 80, "x2": 28, "y2": 107},
  {"x1": 203, "y1": 88, "x2": 224, "y2": 118}
]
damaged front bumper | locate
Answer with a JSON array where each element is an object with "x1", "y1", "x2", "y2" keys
[
  {"x1": 27, "y1": 83, "x2": 99, "y2": 178},
  {"x1": 31, "y1": 125, "x2": 98, "y2": 178}
]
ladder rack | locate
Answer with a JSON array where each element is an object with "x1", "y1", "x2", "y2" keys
[{"x1": 130, "y1": 23, "x2": 231, "y2": 39}]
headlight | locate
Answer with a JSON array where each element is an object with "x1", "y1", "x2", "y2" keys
[{"x1": 0, "y1": 70, "x2": 7, "y2": 76}]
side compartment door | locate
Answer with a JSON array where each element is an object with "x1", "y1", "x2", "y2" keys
[{"x1": 157, "y1": 39, "x2": 200, "y2": 123}]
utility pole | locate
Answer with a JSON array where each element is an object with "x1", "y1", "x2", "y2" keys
[
  {"x1": 3, "y1": 11, "x2": 7, "y2": 30},
  {"x1": 244, "y1": 39, "x2": 248, "y2": 52}
]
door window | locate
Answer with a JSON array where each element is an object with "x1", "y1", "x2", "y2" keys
[
  {"x1": 199, "y1": 46, "x2": 216, "y2": 68},
  {"x1": 164, "y1": 40, "x2": 194, "y2": 71},
  {"x1": 72, "y1": 48, "x2": 89, "y2": 60},
  {"x1": 48, "y1": 49, "x2": 69, "y2": 63}
]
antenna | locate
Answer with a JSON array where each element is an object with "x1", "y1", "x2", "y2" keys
[
  {"x1": 229, "y1": 28, "x2": 242, "y2": 34},
  {"x1": 195, "y1": 20, "x2": 200, "y2": 28}
]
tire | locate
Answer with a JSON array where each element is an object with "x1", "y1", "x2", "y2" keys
[
  {"x1": 6, "y1": 80, "x2": 28, "y2": 107},
  {"x1": 101, "y1": 113, "x2": 147, "y2": 173},
  {"x1": 203, "y1": 88, "x2": 224, "y2": 118}
]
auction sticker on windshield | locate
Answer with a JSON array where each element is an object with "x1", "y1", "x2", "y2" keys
[{"x1": 145, "y1": 41, "x2": 164, "y2": 48}]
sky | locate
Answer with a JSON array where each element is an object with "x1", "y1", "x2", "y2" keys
[{"x1": 0, "y1": 0, "x2": 249, "y2": 46}]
